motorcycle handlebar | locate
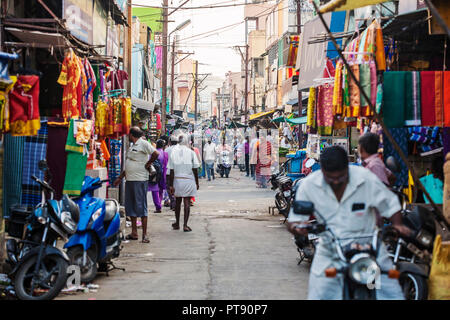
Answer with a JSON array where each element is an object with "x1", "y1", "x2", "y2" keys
[{"x1": 32, "y1": 175, "x2": 56, "y2": 194}]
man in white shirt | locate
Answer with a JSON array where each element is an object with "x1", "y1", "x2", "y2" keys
[
  {"x1": 203, "y1": 138, "x2": 216, "y2": 181},
  {"x1": 164, "y1": 135, "x2": 178, "y2": 210},
  {"x1": 249, "y1": 131, "x2": 259, "y2": 180},
  {"x1": 287, "y1": 146, "x2": 410, "y2": 299},
  {"x1": 114, "y1": 127, "x2": 159, "y2": 243},
  {"x1": 168, "y1": 133, "x2": 200, "y2": 232}
]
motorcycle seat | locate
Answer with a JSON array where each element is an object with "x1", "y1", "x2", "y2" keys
[{"x1": 104, "y1": 199, "x2": 119, "y2": 223}]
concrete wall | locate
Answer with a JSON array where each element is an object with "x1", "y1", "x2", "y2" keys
[
  {"x1": 244, "y1": 2, "x2": 275, "y2": 31},
  {"x1": 249, "y1": 30, "x2": 266, "y2": 58}
]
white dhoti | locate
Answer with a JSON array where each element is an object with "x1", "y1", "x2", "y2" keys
[{"x1": 174, "y1": 174, "x2": 197, "y2": 198}]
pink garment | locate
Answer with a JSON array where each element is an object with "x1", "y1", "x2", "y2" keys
[
  {"x1": 362, "y1": 153, "x2": 391, "y2": 186},
  {"x1": 370, "y1": 60, "x2": 377, "y2": 107},
  {"x1": 156, "y1": 46, "x2": 163, "y2": 69}
]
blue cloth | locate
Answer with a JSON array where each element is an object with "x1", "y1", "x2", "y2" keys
[
  {"x1": 108, "y1": 139, "x2": 122, "y2": 182},
  {"x1": 419, "y1": 174, "x2": 443, "y2": 204},
  {"x1": 21, "y1": 120, "x2": 48, "y2": 207},
  {"x1": 2, "y1": 134, "x2": 25, "y2": 218},
  {"x1": 205, "y1": 162, "x2": 215, "y2": 180},
  {"x1": 383, "y1": 128, "x2": 409, "y2": 187},
  {"x1": 125, "y1": 181, "x2": 148, "y2": 217}
]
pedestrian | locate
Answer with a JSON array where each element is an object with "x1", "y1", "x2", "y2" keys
[
  {"x1": 254, "y1": 134, "x2": 272, "y2": 188},
  {"x1": 244, "y1": 136, "x2": 250, "y2": 177},
  {"x1": 114, "y1": 126, "x2": 159, "y2": 243},
  {"x1": 165, "y1": 135, "x2": 178, "y2": 210},
  {"x1": 249, "y1": 130, "x2": 259, "y2": 180},
  {"x1": 216, "y1": 137, "x2": 232, "y2": 178},
  {"x1": 358, "y1": 132, "x2": 395, "y2": 186},
  {"x1": 204, "y1": 137, "x2": 216, "y2": 181},
  {"x1": 168, "y1": 133, "x2": 200, "y2": 232},
  {"x1": 190, "y1": 135, "x2": 201, "y2": 206},
  {"x1": 148, "y1": 139, "x2": 168, "y2": 213},
  {"x1": 287, "y1": 146, "x2": 411, "y2": 300}
]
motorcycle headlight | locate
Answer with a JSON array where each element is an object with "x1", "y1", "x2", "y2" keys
[
  {"x1": 416, "y1": 229, "x2": 433, "y2": 248},
  {"x1": 91, "y1": 208, "x2": 102, "y2": 222},
  {"x1": 37, "y1": 216, "x2": 46, "y2": 225},
  {"x1": 61, "y1": 211, "x2": 77, "y2": 233},
  {"x1": 348, "y1": 253, "x2": 380, "y2": 285}
]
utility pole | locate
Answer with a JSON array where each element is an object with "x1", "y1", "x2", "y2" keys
[
  {"x1": 244, "y1": 44, "x2": 249, "y2": 124},
  {"x1": 161, "y1": 0, "x2": 168, "y2": 135},
  {"x1": 127, "y1": 3, "x2": 132, "y2": 97},
  {"x1": 194, "y1": 60, "x2": 198, "y2": 122},
  {"x1": 170, "y1": 37, "x2": 176, "y2": 114},
  {"x1": 217, "y1": 88, "x2": 221, "y2": 128},
  {"x1": 296, "y1": 0, "x2": 302, "y2": 115}
]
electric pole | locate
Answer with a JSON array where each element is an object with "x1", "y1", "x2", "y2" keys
[
  {"x1": 297, "y1": 0, "x2": 302, "y2": 115},
  {"x1": 194, "y1": 60, "x2": 198, "y2": 122},
  {"x1": 161, "y1": 0, "x2": 168, "y2": 135},
  {"x1": 244, "y1": 44, "x2": 249, "y2": 124},
  {"x1": 170, "y1": 37, "x2": 176, "y2": 114},
  {"x1": 217, "y1": 88, "x2": 221, "y2": 128}
]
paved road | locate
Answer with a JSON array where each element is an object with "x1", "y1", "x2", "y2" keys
[{"x1": 58, "y1": 168, "x2": 310, "y2": 300}]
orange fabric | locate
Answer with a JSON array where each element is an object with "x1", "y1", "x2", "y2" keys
[
  {"x1": 58, "y1": 50, "x2": 81, "y2": 119},
  {"x1": 375, "y1": 21, "x2": 386, "y2": 71},
  {"x1": 333, "y1": 62, "x2": 343, "y2": 115},
  {"x1": 100, "y1": 140, "x2": 111, "y2": 161},
  {"x1": 444, "y1": 72, "x2": 450, "y2": 127},
  {"x1": 435, "y1": 71, "x2": 444, "y2": 127},
  {"x1": 122, "y1": 97, "x2": 131, "y2": 134}
]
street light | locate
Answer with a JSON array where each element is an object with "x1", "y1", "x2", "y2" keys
[{"x1": 169, "y1": 19, "x2": 192, "y2": 115}]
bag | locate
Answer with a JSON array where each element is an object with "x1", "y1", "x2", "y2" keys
[
  {"x1": 148, "y1": 159, "x2": 163, "y2": 185},
  {"x1": 428, "y1": 234, "x2": 450, "y2": 300}
]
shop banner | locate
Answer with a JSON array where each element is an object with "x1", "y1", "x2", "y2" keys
[
  {"x1": 298, "y1": 13, "x2": 332, "y2": 90},
  {"x1": 64, "y1": 0, "x2": 94, "y2": 44}
]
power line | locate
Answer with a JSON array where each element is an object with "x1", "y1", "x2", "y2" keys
[{"x1": 132, "y1": 0, "x2": 273, "y2": 10}]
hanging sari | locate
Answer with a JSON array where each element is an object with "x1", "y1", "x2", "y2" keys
[
  {"x1": 306, "y1": 87, "x2": 316, "y2": 128},
  {"x1": 332, "y1": 61, "x2": 343, "y2": 116}
]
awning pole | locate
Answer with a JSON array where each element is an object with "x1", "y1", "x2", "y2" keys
[
  {"x1": 424, "y1": 0, "x2": 450, "y2": 40},
  {"x1": 312, "y1": 2, "x2": 448, "y2": 228}
]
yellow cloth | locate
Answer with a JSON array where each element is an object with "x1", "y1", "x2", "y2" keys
[
  {"x1": 319, "y1": 0, "x2": 390, "y2": 13},
  {"x1": 0, "y1": 76, "x2": 16, "y2": 133},
  {"x1": 428, "y1": 235, "x2": 450, "y2": 300},
  {"x1": 333, "y1": 62, "x2": 343, "y2": 115},
  {"x1": 307, "y1": 87, "x2": 316, "y2": 127}
]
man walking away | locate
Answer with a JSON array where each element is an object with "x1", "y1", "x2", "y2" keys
[
  {"x1": 204, "y1": 138, "x2": 216, "y2": 181},
  {"x1": 165, "y1": 135, "x2": 178, "y2": 210},
  {"x1": 168, "y1": 133, "x2": 200, "y2": 232},
  {"x1": 245, "y1": 136, "x2": 250, "y2": 177},
  {"x1": 249, "y1": 131, "x2": 259, "y2": 180},
  {"x1": 148, "y1": 139, "x2": 168, "y2": 213},
  {"x1": 114, "y1": 127, "x2": 159, "y2": 243}
]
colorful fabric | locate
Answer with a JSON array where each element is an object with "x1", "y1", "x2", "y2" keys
[
  {"x1": 343, "y1": 66, "x2": 351, "y2": 111},
  {"x1": 317, "y1": 83, "x2": 334, "y2": 135},
  {"x1": 74, "y1": 119, "x2": 93, "y2": 145},
  {"x1": 370, "y1": 60, "x2": 377, "y2": 108},
  {"x1": 92, "y1": 65, "x2": 100, "y2": 104},
  {"x1": 46, "y1": 119, "x2": 69, "y2": 200},
  {"x1": 122, "y1": 97, "x2": 131, "y2": 135},
  {"x1": 65, "y1": 119, "x2": 84, "y2": 154},
  {"x1": 383, "y1": 128, "x2": 409, "y2": 187},
  {"x1": 421, "y1": 71, "x2": 436, "y2": 126},
  {"x1": 359, "y1": 63, "x2": 371, "y2": 116},
  {"x1": 62, "y1": 152, "x2": 88, "y2": 196},
  {"x1": 0, "y1": 76, "x2": 16, "y2": 133},
  {"x1": 435, "y1": 71, "x2": 444, "y2": 127},
  {"x1": 108, "y1": 139, "x2": 122, "y2": 182},
  {"x1": 444, "y1": 72, "x2": 450, "y2": 127},
  {"x1": 374, "y1": 21, "x2": 386, "y2": 71},
  {"x1": 442, "y1": 127, "x2": 450, "y2": 158},
  {"x1": 405, "y1": 71, "x2": 422, "y2": 126},
  {"x1": 2, "y1": 134, "x2": 25, "y2": 217},
  {"x1": 57, "y1": 49, "x2": 82, "y2": 119},
  {"x1": 408, "y1": 126, "x2": 442, "y2": 153},
  {"x1": 307, "y1": 87, "x2": 316, "y2": 128},
  {"x1": 420, "y1": 174, "x2": 443, "y2": 205},
  {"x1": 21, "y1": 120, "x2": 48, "y2": 207},
  {"x1": 349, "y1": 64, "x2": 360, "y2": 115},
  {"x1": 383, "y1": 71, "x2": 407, "y2": 128},
  {"x1": 9, "y1": 75, "x2": 41, "y2": 136},
  {"x1": 95, "y1": 100, "x2": 108, "y2": 139},
  {"x1": 333, "y1": 61, "x2": 343, "y2": 115},
  {"x1": 83, "y1": 58, "x2": 96, "y2": 119}
]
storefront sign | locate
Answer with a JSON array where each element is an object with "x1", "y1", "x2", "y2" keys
[
  {"x1": 64, "y1": 0, "x2": 94, "y2": 44},
  {"x1": 297, "y1": 13, "x2": 332, "y2": 90}
]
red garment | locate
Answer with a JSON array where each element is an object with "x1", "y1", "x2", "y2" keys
[
  {"x1": 255, "y1": 140, "x2": 272, "y2": 176},
  {"x1": 156, "y1": 113, "x2": 162, "y2": 130},
  {"x1": 444, "y1": 72, "x2": 450, "y2": 127},
  {"x1": 421, "y1": 71, "x2": 436, "y2": 126},
  {"x1": 435, "y1": 71, "x2": 444, "y2": 127},
  {"x1": 112, "y1": 70, "x2": 129, "y2": 90},
  {"x1": 316, "y1": 83, "x2": 334, "y2": 136},
  {"x1": 9, "y1": 75, "x2": 41, "y2": 136}
]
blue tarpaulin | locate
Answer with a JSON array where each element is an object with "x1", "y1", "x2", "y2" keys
[{"x1": 327, "y1": 11, "x2": 347, "y2": 61}]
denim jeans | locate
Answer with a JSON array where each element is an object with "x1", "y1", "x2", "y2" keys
[
  {"x1": 250, "y1": 164, "x2": 256, "y2": 179},
  {"x1": 245, "y1": 154, "x2": 250, "y2": 176},
  {"x1": 205, "y1": 161, "x2": 215, "y2": 180}
]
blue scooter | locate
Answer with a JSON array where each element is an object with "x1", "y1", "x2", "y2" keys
[{"x1": 64, "y1": 176, "x2": 124, "y2": 283}]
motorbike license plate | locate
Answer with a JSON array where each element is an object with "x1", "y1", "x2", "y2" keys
[
  {"x1": 308, "y1": 234, "x2": 319, "y2": 240},
  {"x1": 283, "y1": 191, "x2": 291, "y2": 197}
]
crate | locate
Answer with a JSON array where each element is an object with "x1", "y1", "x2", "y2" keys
[
  {"x1": 286, "y1": 150, "x2": 307, "y2": 173},
  {"x1": 6, "y1": 205, "x2": 31, "y2": 239}
]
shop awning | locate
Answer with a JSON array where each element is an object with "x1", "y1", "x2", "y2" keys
[
  {"x1": 249, "y1": 110, "x2": 276, "y2": 121},
  {"x1": 319, "y1": 0, "x2": 390, "y2": 13},
  {"x1": 5, "y1": 27, "x2": 69, "y2": 48},
  {"x1": 286, "y1": 98, "x2": 298, "y2": 105},
  {"x1": 286, "y1": 116, "x2": 307, "y2": 125},
  {"x1": 131, "y1": 97, "x2": 154, "y2": 111},
  {"x1": 272, "y1": 116, "x2": 286, "y2": 123}
]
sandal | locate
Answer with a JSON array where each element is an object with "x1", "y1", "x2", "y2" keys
[
  {"x1": 183, "y1": 226, "x2": 192, "y2": 232},
  {"x1": 172, "y1": 223, "x2": 180, "y2": 230},
  {"x1": 142, "y1": 236, "x2": 150, "y2": 243},
  {"x1": 125, "y1": 234, "x2": 138, "y2": 240}
]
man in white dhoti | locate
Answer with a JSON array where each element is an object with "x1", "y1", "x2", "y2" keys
[{"x1": 167, "y1": 133, "x2": 200, "y2": 232}]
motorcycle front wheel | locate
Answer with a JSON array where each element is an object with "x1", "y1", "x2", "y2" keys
[
  {"x1": 399, "y1": 273, "x2": 428, "y2": 300},
  {"x1": 275, "y1": 193, "x2": 289, "y2": 217},
  {"x1": 14, "y1": 254, "x2": 68, "y2": 300},
  {"x1": 67, "y1": 244, "x2": 98, "y2": 284}
]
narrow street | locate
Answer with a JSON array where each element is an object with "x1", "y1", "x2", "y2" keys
[{"x1": 58, "y1": 169, "x2": 309, "y2": 300}]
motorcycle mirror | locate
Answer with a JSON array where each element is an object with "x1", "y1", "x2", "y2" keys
[
  {"x1": 386, "y1": 156, "x2": 400, "y2": 173},
  {"x1": 38, "y1": 160, "x2": 48, "y2": 172},
  {"x1": 293, "y1": 200, "x2": 314, "y2": 216}
]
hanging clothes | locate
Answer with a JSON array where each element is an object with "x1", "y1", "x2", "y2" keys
[
  {"x1": 421, "y1": 71, "x2": 436, "y2": 126},
  {"x1": 405, "y1": 71, "x2": 422, "y2": 126},
  {"x1": 317, "y1": 83, "x2": 334, "y2": 136},
  {"x1": 0, "y1": 75, "x2": 17, "y2": 133},
  {"x1": 369, "y1": 60, "x2": 377, "y2": 108},
  {"x1": 383, "y1": 128, "x2": 409, "y2": 187},
  {"x1": 306, "y1": 87, "x2": 316, "y2": 128},
  {"x1": 9, "y1": 75, "x2": 41, "y2": 136},
  {"x1": 95, "y1": 100, "x2": 108, "y2": 139},
  {"x1": 332, "y1": 61, "x2": 343, "y2": 116},
  {"x1": 58, "y1": 49, "x2": 82, "y2": 119},
  {"x1": 435, "y1": 71, "x2": 444, "y2": 127},
  {"x1": 383, "y1": 71, "x2": 407, "y2": 128},
  {"x1": 122, "y1": 97, "x2": 131, "y2": 135},
  {"x1": 444, "y1": 71, "x2": 450, "y2": 127},
  {"x1": 359, "y1": 63, "x2": 372, "y2": 116},
  {"x1": 83, "y1": 58, "x2": 96, "y2": 120},
  {"x1": 63, "y1": 119, "x2": 87, "y2": 196}
]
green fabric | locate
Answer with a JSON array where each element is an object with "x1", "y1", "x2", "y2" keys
[
  {"x1": 343, "y1": 67, "x2": 350, "y2": 106},
  {"x1": 382, "y1": 71, "x2": 407, "y2": 128},
  {"x1": 92, "y1": 65, "x2": 100, "y2": 104},
  {"x1": 272, "y1": 116, "x2": 286, "y2": 123},
  {"x1": 359, "y1": 64, "x2": 371, "y2": 106},
  {"x1": 420, "y1": 174, "x2": 443, "y2": 205},
  {"x1": 286, "y1": 116, "x2": 307, "y2": 125},
  {"x1": 63, "y1": 152, "x2": 88, "y2": 196},
  {"x1": 65, "y1": 119, "x2": 84, "y2": 153}
]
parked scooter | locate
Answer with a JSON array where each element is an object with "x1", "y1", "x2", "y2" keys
[
  {"x1": 292, "y1": 200, "x2": 401, "y2": 300},
  {"x1": 6, "y1": 160, "x2": 78, "y2": 300},
  {"x1": 64, "y1": 176, "x2": 124, "y2": 283}
]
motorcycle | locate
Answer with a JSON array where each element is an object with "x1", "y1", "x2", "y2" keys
[
  {"x1": 292, "y1": 200, "x2": 401, "y2": 300},
  {"x1": 270, "y1": 160, "x2": 298, "y2": 220},
  {"x1": 5, "y1": 160, "x2": 79, "y2": 300},
  {"x1": 64, "y1": 176, "x2": 124, "y2": 283},
  {"x1": 218, "y1": 149, "x2": 232, "y2": 178},
  {"x1": 383, "y1": 156, "x2": 438, "y2": 300}
]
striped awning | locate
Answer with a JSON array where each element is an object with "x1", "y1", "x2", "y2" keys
[{"x1": 319, "y1": 0, "x2": 390, "y2": 13}]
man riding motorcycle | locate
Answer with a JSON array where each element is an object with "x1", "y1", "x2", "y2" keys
[{"x1": 287, "y1": 146, "x2": 411, "y2": 300}]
